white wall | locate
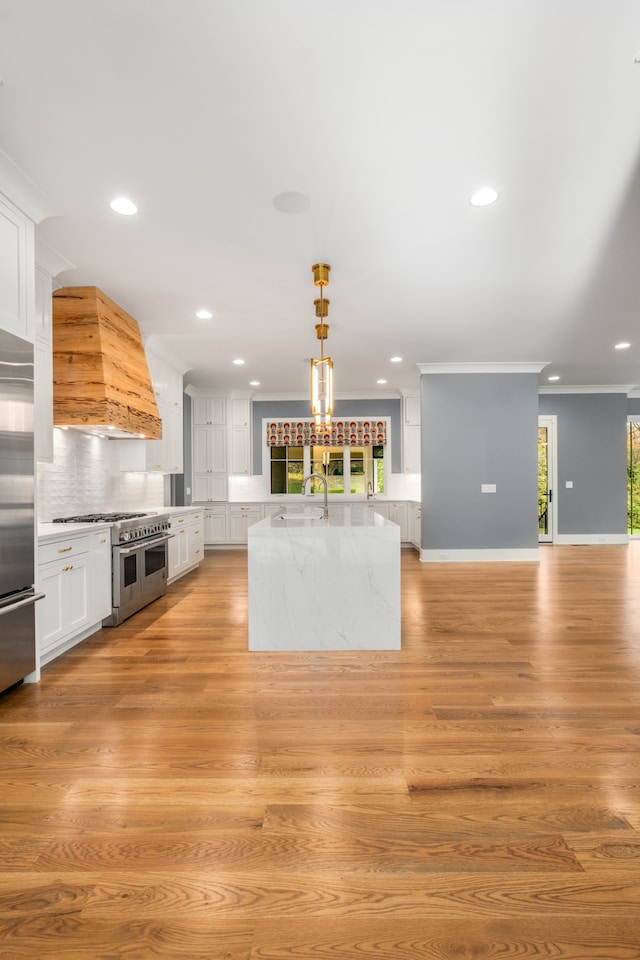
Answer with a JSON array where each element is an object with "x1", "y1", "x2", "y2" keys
[{"x1": 37, "y1": 429, "x2": 165, "y2": 521}]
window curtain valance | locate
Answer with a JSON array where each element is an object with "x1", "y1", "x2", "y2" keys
[{"x1": 266, "y1": 419, "x2": 387, "y2": 447}]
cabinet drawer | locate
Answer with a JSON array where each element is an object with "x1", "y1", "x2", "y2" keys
[
  {"x1": 228, "y1": 506, "x2": 261, "y2": 517},
  {"x1": 39, "y1": 535, "x2": 91, "y2": 565}
]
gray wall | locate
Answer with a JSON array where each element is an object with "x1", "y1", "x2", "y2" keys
[
  {"x1": 252, "y1": 399, "x2": 402, "y2": 474},
  {"x1": 421, "y1": 373, "x2": 539, "y2": 550},
  {"x1": 539, "y1": 392, "x2": 627, "y2": 535}
]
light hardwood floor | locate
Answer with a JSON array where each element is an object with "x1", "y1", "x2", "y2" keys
[{"x1": 1, "y1": 544, "x2": 640, "y2": 959}]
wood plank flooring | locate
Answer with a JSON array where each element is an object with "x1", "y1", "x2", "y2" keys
[{"x1": 1, "y1": 544, "x2": 640, "y2": 958}]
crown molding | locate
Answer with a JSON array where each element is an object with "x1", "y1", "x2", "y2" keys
[
  {"x1": 539, "y1": 384, "x2": 635, "y2": 395},
  {"x1": 417, "y1": 362, "x2": 549, "y2": 375},
  {"x1": 0, "y1": 149, "x2": 57, "y2": 223},
  {"x1": 35, "y1": 236, "x2": 75, "y2": 278}
]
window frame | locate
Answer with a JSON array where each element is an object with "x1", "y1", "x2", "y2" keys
[{"x1": 263, "y1": 417, "x2": 391, "y2": 500}]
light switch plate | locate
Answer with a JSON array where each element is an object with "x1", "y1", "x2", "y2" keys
[{"x1": 481, "y1": 483, "x2": 497, "y2": 493}]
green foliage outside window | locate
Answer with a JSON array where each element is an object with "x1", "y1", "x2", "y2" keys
[{"x1": 628, "y1": 422, "x2": 640, "y2": 534}]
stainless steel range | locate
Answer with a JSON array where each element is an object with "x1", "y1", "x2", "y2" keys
[{"x1": 52, "y1": 512, "x2": 172, "y2": 626}]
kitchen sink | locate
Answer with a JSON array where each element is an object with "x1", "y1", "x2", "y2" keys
[{"x1": 275, "y1": 508, "x2": 324, "y2": 520}]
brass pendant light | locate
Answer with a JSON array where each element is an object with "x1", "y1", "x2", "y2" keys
[{"x1": 310, "y1": 263, "x2": 333, "y2": 428}]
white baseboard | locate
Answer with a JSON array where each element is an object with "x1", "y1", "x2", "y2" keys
[
  {"x1": 420, "y1": 547, "x2": 539, "y2": 563},
  {"x1": 553, "y1": 534, "x2": 629, "y2": 546}
]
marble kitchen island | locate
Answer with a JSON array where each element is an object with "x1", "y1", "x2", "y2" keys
[{"x1": 248, "y1": 505, "x2": 401, "y2": 651}]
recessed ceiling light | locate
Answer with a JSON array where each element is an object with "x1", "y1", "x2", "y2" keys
[
  {"x1": 196, "y1": 309, "x2": 213, "y2": 320},
  {"x1": 233, "y1": 358, "x2": 245, "y2": 365},
  {"x1": 110, "y1": 197, "x2": 138, "y2": 216},
  {"x1": 377, "y1": 378, "x2": 387, "y2": 385},
  {"x1": 548, "y1": 375, "x2": 560, "y2": 381},
  {"x1": 250, "y1": 380, "x2": 260, "y2": 386},
  {"x1": 469, "y1": 186, "x2": 499, "y2": 207},
  {"x1": 390, "y1": 356, "x2": 402, "y2": 363},
  {"x1": 615, "y1": 341, "x2": 631, "y2": 350}
]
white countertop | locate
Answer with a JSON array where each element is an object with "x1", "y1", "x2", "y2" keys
[
  {"x1": 38, "y1": 521, "x2": 113, "y2": 542},
  {"x1": 252, "y1": 504, "x2": 396, "y2": 530}
]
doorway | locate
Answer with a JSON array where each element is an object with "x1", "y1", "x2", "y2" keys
[{"x1": 538, "y1": 415, "x2": 557, "y2": 543}]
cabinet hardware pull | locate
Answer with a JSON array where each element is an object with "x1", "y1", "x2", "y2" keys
[
  {"x1": 58, "y1": 546, "x2": 73, "y2": 553},
  {"x1": 62, "y1": 564, "x2": 74, "y2": 571},
  {"x1": 178, "y1": 518, "x2": 184, "y2": 523}
]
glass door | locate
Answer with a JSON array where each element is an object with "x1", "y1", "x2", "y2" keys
[{"x1": 538, "y1": 416, "x2": 556, "y2": 543}]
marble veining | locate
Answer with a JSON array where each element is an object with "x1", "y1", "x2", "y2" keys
[{"x1": 248, "y1": 506, "x2": 401, "y2": 651}]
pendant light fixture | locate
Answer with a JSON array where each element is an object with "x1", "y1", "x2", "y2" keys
[{"x1": 310, "y1": 262, "x2": 334, "y2": 428}]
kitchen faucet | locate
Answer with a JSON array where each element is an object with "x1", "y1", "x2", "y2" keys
[
  {"x1": 302, "y1": 473, "x2": 329, "y2": 519},
  {"x1": 366, "y1": 481, "x2": 374, "y2": 499}
]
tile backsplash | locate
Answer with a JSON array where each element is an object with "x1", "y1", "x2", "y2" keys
[{"x1": 38, "y1": 429, "x2": 165, "y2": 521}]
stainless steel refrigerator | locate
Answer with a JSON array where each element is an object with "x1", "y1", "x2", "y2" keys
[{"x1": 0, "y1": 327, "x2": 40, "y2": 693}]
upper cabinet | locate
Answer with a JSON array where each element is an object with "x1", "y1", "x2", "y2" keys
[
  {"x1": 0, "y1": 194, "x2": 35, "y2": 341},
  {"x1": 229, "y1": 398, "x2": 251, "y2": 475},
  {"x1": 148, "y1": 353, "x2": 184, "y2": 412},
  {"x1": 34, "y1": 267, "x2": 53, "y2": 462},
  {"x1": 402, "y1": 393, "x2": 421, "y2": 474},
  {"x1": 193, "y1": 397, "x2": 226, "y2": 425},
  {"x1": 119, "y1": 346, "x2": 186, "y2": 473}
]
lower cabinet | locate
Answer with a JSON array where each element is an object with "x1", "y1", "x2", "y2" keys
[
  {"x1": 196, "y1": 501, "x2": 415, "y2": 544},
  {"x1": 168, "y1": 510, "x2": 205, "y2": 583},
  {"x1": 409, "y1": 501, "x2": 421, "y2": 550},
  {"x1": 36, "y1": 534, "x2": 93, "y2": 664},
  {"x1": 203, "y1": 505, "x2": 227, "y2": 543},
  {"x1": 90, "y1": 530, "x2": 113, "y2": 622},
  {"x1": 189, "y1": 511, "x2": 205, "y2": 567},
  {"x1": 228, "y1": 504, "x2": 262, "y2": 543},
  {"x1": 388, "y1": 502, "x2": 409, "y2": 541}
]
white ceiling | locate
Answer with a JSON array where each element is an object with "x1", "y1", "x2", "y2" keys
[{"x1": 2, "y1": 0, "x2": 640, "y2": 398}]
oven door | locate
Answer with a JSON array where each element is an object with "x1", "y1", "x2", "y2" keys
[{"x1": 110, "y1": 534, "x2": 171, "y2": 625}]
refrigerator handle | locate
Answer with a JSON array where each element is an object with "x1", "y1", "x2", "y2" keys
[{"x1": 0, "y1": 593, "x2": 45, "y2": 617}]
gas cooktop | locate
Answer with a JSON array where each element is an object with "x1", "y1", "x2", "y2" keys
[{"x1": 52, "y1": 512, "x2": 150, "y2": 523}]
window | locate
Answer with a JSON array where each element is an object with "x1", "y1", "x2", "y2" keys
[
  {"x1": 267, "y1": 423, "x2": 388, "y2": 498},
  {"x1": 270, "y1": 445, "x2": 304, "y2": 494}
]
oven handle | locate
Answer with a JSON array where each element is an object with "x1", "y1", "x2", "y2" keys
[
  {"x1": 114, "y1": 533, "x2": 174, "y2": 556},
  {"x1": 0, "y1": 591, "x2": 46, "y2": 617}
]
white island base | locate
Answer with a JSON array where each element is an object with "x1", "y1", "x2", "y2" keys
[{"x1": 248, "y1": 505, "x2": 401, "y2": 651}]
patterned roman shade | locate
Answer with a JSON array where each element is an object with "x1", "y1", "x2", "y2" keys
[{"x1": 266, "y1": 419, "x2": 387, "y2": 446}]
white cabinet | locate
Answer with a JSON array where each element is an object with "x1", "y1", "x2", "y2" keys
[
  {"x1": 36, "y1": 534, "x2": 91, "y2": 663},
  {"x1": 36, "y1": 528, "x2": 114, "y2": 665},
  {"x1": 34, "y1": 267, "x2": 53, "y2": 463},
  {"x1": 193, "y1": 424, "x2": 227, "y2": 473},
  {"x1": 168, "y1": 510, "x2": 204, "y2": 583},
  {"x1": 388, "y1": 502, "x2": 409, "y2": 541},
  {"x1": 402, "y1": 394, "x2": 421, "y2": 474},
  {"x1": 148, "y1": 353, "x2": 183, "y2": 410},
  {"x1": 193, "y1": 421, "x2": 227, "y2": 501},
  {"x1": 189, "y1": 511, "x2": 205, "y2": 567},
  {"x1": 228, "y1": 504, "x2": 262, "y2": 543},
  {"x1": 168, "y1": 514, "x2": 190, "y2": 581},
  {"x1": 119, "y1": 352, "x2": 184, "y2": 474},
  {"x1": 229, "y1": 399, "x2": 251, "y2": 475},
  {"x1": 230, "y1": 424, "x2": 250, "y2": 475},
  {"x1": 203, "y1": 505, "x2": 227, "y2": 544},
  {"x1": 90, "y1": 530, "x2": 112, "y2": 622},
  {"x1": 0, "y1": 193, "x2": 34, "y2": 341},
  {"x1": 192, "y1": 473, "x2": 228, "y2": 503},
  {"x1": 193, "y1": 397, "x2": 226, "y2": 425},
  {"x1": 366, "y1": 501, "x2": 389, "y2": 520},
  {"x1": 409, "y1": 501, "x2": 421, "y2": 549}
]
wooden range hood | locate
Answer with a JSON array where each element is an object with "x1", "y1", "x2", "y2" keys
[{"x1": 52, "y1": 286, "x2": 162, "y2": 439}]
